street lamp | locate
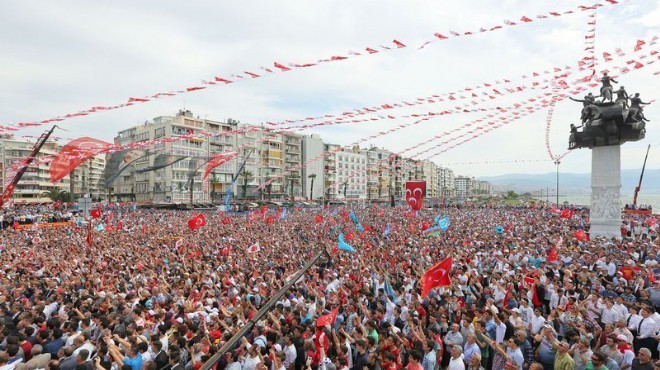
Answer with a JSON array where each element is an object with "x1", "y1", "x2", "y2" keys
[{"x1": 554, "y1": 160, "x2": 560, "y2": 206}]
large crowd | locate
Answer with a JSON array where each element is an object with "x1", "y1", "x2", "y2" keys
[{"x1": 0, "y1": 202, "x2": 658, "y2": 370}]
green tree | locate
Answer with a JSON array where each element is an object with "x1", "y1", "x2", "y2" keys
[
  {"x1": 308, "y1": 173, "x2": 316, "y2": 200},
  {"x1": 209, "y1": 175, "x2": 220, "y2": 204},
  {"x1": 43, "y1": 188, "x2": 70, "y2": 202},
  {"x1": 287, "y1": 173, "x2": 300, "y2": 200},
  {"x1": 505, "y1": 190, "x2": 519, "y2": 199}
]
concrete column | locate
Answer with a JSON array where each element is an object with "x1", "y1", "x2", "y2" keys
[{"x1": 590, "y1": 146, "x2": 622, "y2": 239}]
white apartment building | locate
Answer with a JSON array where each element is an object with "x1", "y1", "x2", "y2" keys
[
  {"x1": 112, "y1": 110, "x2": 238, "y2": 203},
  {"x1": 473, "y1": 180, "x2": 492, "y2": 195},
  {"x1": 301, "y1": 135, "x2": 324, "y2": 200},
  {"x1": 438, "y1": 167, "x2": 455, "y2": 197},
  {"x1": 364, "y1": 146, "x2": 392, "y2": 200},
  {"x1": 0, "y1": 137, "x2": 105, "y2": 203},
  {"x1": 331, "y1": 145, "x2": 367, "y2": 199},
  {"x1": 421, "y1": 160, "x2": 438, "y2": 198},
  {"x1": 454, "y1": 176, "x2": 474, "y2": 198}
]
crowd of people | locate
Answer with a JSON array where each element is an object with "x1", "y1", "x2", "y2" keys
[{"x1": 0, "y1": 202, "x2": 658, "y2": 370}]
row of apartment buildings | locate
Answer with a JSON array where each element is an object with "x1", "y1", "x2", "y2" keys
[{"x1": 0, "y1": 110, "x2": 491, "y2": 203}]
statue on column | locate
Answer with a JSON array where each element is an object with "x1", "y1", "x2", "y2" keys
[
  {"x1": 599, "y1": 72, "x2": 618, "y2": 103},
  {"x1": 569, "y1": 93, "x2": 597, "y2": 124},
  {"x1": 629, "y1": 93, "x2": 651, "y2": 122},
  {"x1": 568, "y1": 77, "x2": 649, "y2": 150}
]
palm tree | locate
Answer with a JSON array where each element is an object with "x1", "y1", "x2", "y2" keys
[
  {"x1": 287, "y1": 173, "x2": 300, "y2": 200},
  {"x1": 210, "y1": 175, "x2": 220, "y2": 204},
  {"x1": 308, "y1": 173, "x2": 316, "y2": 200},
  {"x1": 240, "y1": 170, "x2": 253, "y2": 200},
  {"x1": 43, "y1": 189, "x2": 70, "y2": 202}
]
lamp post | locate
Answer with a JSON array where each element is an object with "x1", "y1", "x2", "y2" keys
[{"x1": 554, "y1": 160, "x2": 560, "y2": 206}]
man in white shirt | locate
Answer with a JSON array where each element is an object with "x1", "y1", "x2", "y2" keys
[
  {"x1": 633, "y1": 306, "x2": 658, "y2": 358},
  {"x1": 600, "y1": 299, "x2": 622, "y2": 325},
  {"x1": 282, "y1": 335, "x2": 297, "y2": 370},
  {"x1": 529, "y1": 308, "x2": 546, "y2": 335}
]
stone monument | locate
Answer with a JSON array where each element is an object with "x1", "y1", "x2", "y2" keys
[{"x1": 568, "y1": 73, "x2": 649, "y2": 239}]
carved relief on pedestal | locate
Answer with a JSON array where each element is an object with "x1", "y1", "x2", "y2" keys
[{"x1": 590, "y1": 186, "x2": 621, "y2": 221}]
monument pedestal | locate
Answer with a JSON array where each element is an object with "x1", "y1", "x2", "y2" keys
[{"x1": 590, "y1": 146, "x2": 622, "y2": 239}]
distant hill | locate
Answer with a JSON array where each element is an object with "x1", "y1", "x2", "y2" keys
[{"x1": 479, "y1": 169, "x2": 660, "y2": 194}]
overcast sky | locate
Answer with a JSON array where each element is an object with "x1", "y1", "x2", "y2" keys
[{"x1": 1, "y1": 0, "x2": 658, "y2": 178}]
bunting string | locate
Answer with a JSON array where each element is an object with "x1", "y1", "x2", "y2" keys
[{"x1": 3, "y1": 0, "x2": 626, "y2": 131}]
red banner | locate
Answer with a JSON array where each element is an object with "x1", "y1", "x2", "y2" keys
[{"x1": 50, "y1": 137, "x2": 112, "y2": 183}]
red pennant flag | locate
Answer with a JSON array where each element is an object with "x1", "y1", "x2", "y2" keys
[
  {"x1": 186, "y1": 86, "x2": 206, "y2": 92},
  {"x1": 392, "y1": 40, "x2": 406, "y2": 48},
  {"x1": 420, "y1": 257, "x2": 452, "y2": 297},
  {"x1": 365, "y1": 47, "x2": 378, "y2": 54},
  {"x1": 273, "y1": 62, "x2": 291, "y2": 72},
  {"x1": 633, "y1": 61, "x2": 644, "y2": 69},
  {"x1": 90, "y1": 208, "x2": 102, "y2": 219},
  {"x1": 434, "y1": 33, "x2": 448, "y2": 40},
  {"x1": 634, "y1": 39, "x2": 645, "y2": 51},
  {"x1": 520, "y1": 16, "x2": 533, "y2": 22},
  {"x1": 244, "y1": 71, "x2": 260, "y2": 78},
  {"x1": 214, "y1": 76, "x2": 233, "y2": 84},
  {"x1": 316, "y1": 308, "x2": 338, "y2": 327}
]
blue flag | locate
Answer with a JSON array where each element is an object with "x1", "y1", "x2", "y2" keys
[
  {"x1": 384, "y1": 278, "x2": 396, "y2": 301},
  {"x1": 349, "y1": 211, "x2": 359, "y2": 224},
  {"x1": 95, "y1": 223, "x2": 105, "y2": 232},
  {"x1": 494, "y1": 225, "x2": 504, "y2": 234},
  {"x1": 224, "y1": 181, "x2": 234, "y2": 210},
  {"x1": 438, "y1": 216, "x2": 450, "y2": 232},
  {"x1": 338, "y1": 233, "x2": 356, "y2": 253},
  {"x1": 280, "y1": 208, "x2": 288, "y2": 220},
  {"x1": 356, "y1": 223, "x2": 364, "y2": 233},
  {"x1": 383, "y1": 224, "x2": 391, "y2": 237}
]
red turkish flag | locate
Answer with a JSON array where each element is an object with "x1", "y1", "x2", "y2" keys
[
  {"x1": 574, "y1": 229, "x2": 588, "y2": 241},
  {"x1": 547, "y1": 248, "x2": 558, "y2": 262},
  {"x1": 203, "y1": 152, "x2": 237, "y2": 180},
  {"x1": 188, "y1": 214, "x2": 207, "y2": 230},
  {"x1": 221, "y1": 217, "x2": 231, "y2": 225},
  {"x1": 316, "y1": 308, "x2": 338, "y2": 327},
  {"x1": 90, "y1": 209, "x2": 102, "y2": 219},
  {"x1": 314, "y1": 215, "x2": 324, "y2": 223},
  {"x1": 420, "y1": 257, "x2": 452, "y2": 298},
  {"x1": 50, "y1": 137, "x2": 112, "y2": 182},
  {"x1": 560, "y1": 209, "x2": 574, "y2": 218}
]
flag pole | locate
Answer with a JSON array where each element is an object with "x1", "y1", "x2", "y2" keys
[{"x1": 199, "y1": 247, "x2": 331, "y2": 370}]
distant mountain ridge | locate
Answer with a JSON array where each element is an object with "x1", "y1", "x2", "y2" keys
[{"x1": 479, "y1": 168, "x2": 660, "y2": 194}]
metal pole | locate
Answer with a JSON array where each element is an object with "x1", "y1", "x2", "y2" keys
[
  {"x1": 199, "y1": 248, "x2": 331, "y2": 370},
  {"x1": 555, "y1": 160, "x2": 560, "y2": 206}
]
